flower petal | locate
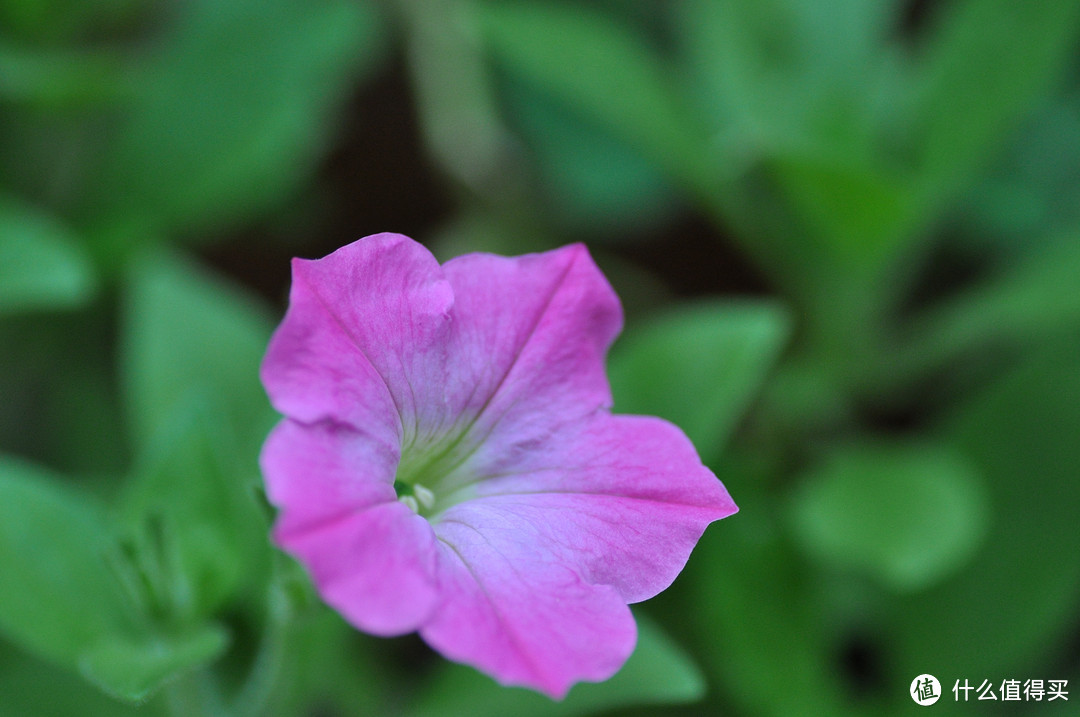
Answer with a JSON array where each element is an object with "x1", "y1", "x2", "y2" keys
[
  {"x1": 281, "y1": 501, "x2": 441, "y2": 636},
  {"x1": 261, "y1": 419, "x2": 440, "y2": 635},
  {"x1": 422, "y1": 514, "x2": 636, "y2": 699},
  {"x1": 260, "y1": 418, "x2": 397, "y2": 534},
  {"x1": 260, "y1": 233, "x2": 453, "y2": 447},
  {"x1": 448, "y1": 414, "x2": 737, "y2": 603},
  {"x1": 418, "y1": 415, "x2": 730, "y2": 697},
  {"x1": 437, "y1": 244, "x2": 622, "y2": 486}
]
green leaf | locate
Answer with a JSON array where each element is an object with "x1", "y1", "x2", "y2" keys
[
  {"x1": 608, "y1": 301, "x2": 790, "y2": 464},
  {"x1": 771, "y1": 156, "x2": 918, "y2": 269},
  {"x1": 411, "y1": 613, "x2": 704, "y2": 717},
  {"x1": 0, "y1": 195, "x2": 96, "y2": 313},
  {"x1": 0, "y1": 308, "x2": 129, "y2": 477},
  {"x1": 0, "y1": 646, "x2": 156, "y2": 717},
  {"x1": 899, "y1": 232, "x2": 1080, "y2": 380},
  {"x1": 477, "y1": 1, "x2": 717, "y2": 202},
  {"x1": 789, "y1": 442, "x2": 990, "y2": 591},
  {"x1": 259, "y1": 606, "x2": 388, "y2": 717},
  {"x1": 0, "y1": 43, "x2": 125, "y2": 108},
  {"x1": 79, "y1": 625, "x2": 228, "y2": 702},
  {"x1": 501, "y1": 79, "x2": 679, "y2": 236},
  {"x1": 121, "y1": 251, "x2": 273, "y2": 618},
  {"x1": 90, "y1": 0, "x2": 384, "y2": 237},
  {"x1": 122, "y1": 249, "x2": 274, "y2": 454},
  {"x1": 0, "y1": 455, "x2": 132, "y2": 667},
  {"x1": 955, "y1": 90, "x2": 1080, "y2": 247},
  {"x1": 0, "y1": 0, "x2": 143, "y2": 46},
  {"x1": 909, "y1": 0, "x2": 1080, "y2": 205},
  {"x1": 890, "y1": 335, "x2": 1080, "y2": 680},
  {"x1": 676, "y1": 0, "x2": 894, "y2": 157},
  {"x1": 0, "y1": 455, "x2": 226, "y2": 702},
  {"x1": 676, "y1": 0, "x2": 926, "y2": 272},
  {"x1": 120, "y1": 400, "x2": 270, "y2": 619},
  {"x1": 684, "y1": 481, "x2": 852, "y2": 716},
  {"x1": 976, "y1": 232, "x2": 1080, "y2": 339}
]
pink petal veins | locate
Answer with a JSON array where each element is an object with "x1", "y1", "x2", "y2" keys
[{"x1": 260, "y1": 233, "x2": 453, "y2": 448}]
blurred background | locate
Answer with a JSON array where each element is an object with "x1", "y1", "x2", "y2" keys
[{"x1": 2, "y1": 0, "x2": 1079, "y2": 715}]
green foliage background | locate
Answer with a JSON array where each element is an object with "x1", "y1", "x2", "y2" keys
[{"x1": 2, "y1": 0, "x2": 1079, "y2": 714}]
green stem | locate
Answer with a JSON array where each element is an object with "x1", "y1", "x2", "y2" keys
[
  {"x1": 396, "y1": 0, "x2": 521, "y2": 199},
  {"x1": 230, "y1": 583, "x2": 293, "y2": 717}
]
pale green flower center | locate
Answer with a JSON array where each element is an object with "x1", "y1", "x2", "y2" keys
[{"x1": 393, "y1": 430, "x2": 484, "y2": 518}]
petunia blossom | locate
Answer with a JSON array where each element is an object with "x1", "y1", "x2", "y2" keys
[{"x1": 259, "y1": 233, "x2": 737, "y2": 698}]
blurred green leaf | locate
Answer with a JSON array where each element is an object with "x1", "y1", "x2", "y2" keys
[
  {"x1": 79, "y1": 625, "x2": 228, "y2": 702},
  {"x1": 120, "y1": 250, "x2": 273, "y2": 620},
  {"x1": 397, "y1": 0, "x2": 514, "y2": 199},
  {"x1": 890, "y1": 335, "x2": 1080, "y2": 680},
  {"x1": 909, "y1": 0, "x2": 1080, "y2": 206},
  {"x1": 956, "y1": 90, "x2": 1080, "y2": 248},
  {"x1": 673, "y1": 0, "x2": 922, "y2": 296},
  {"x1": 0, "y1": 309, "x2": 129, "y2": 477},
  {"x1": 675, "y1": 0, "x2": 938, "y2": 284},
  {"x1": 478, "y1": 1, "x2": 717, "y2": 201},
  {"x1": 0, "y1": 43, "x2": 125, "y2": 108},
  {"x1": 90, "y1": 0, "x2": 384, "y2": 239},
  {"x1": 502, "y1": 78, "x2": 679, "y2": 236},
  {"x1": 0, "y1": 455, "x2": 133, "y2": 666},
  {"x1": 0, "y1": 195, "x2": 96, "y2": 313},
  {"x1": 948, "y1": 232, "x2": 1080, "y2": 341},
  {"x1": 0, "y1": 0, "x2": 143, "y2": 45},
  {"x1": 899, "y1": 232, "x2": 1080, "y2": 381},
  {"x1": 259, "y1": 606, "x2": 389, "y2": 717},
  {"x1": 0, "y1": 645, "x2": 158, "y2": 717},
  {"x1": 122, "y1": 249, "x2": 274, "y2": 454},
  {"x1": 41, "y1": 334, "x2": 130, "y2": 476},
  {"x1": 771, "y1": 156, "x2": 918, "y2": 270},
  {"x1": 677, "y1": 0, "x2": 893, "y2": 157},
  {"x1": 609, "y1": 301, "x2": 790, "y2": 464},
  {"x1": 686, "y1": 484, "x2": 852, "y2": 715},
  {"x1": 789, "y1": 442, "x2": 989, "y2": 591},
  {"x1": 120, "y1": 401, "x2": 270, "y2": 619},
  {"x1": 0, "y1": 455, "x2": 228, "y2": 701},
  {"x1": 411, "y1": 613, "x2": 704, "y2": 717}
]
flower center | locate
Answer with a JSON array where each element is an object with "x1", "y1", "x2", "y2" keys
[
  {"x1": 392, "y1": 430, "x2": 481, "y2": 518},
  {"x1": 393, "y1": 479, "x2": 436, "y2": 515}
]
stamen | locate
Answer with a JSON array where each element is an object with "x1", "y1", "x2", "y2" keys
[{"x1": 413, "y1": 484, "x2": 436, "y2": 511}]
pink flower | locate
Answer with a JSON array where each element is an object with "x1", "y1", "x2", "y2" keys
[{"x1": 260, "y1": 233, "x2": 737, "y2": 698}]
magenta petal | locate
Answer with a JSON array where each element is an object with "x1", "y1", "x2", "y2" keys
[
  {"x1": 459, "y1": 414, "x2": 738, "y2": 603},
  {"x1": 439, "y1": 245, "x2": 622, "y2": 461},
  {"x1": 416, "y1": 414, "x2": 733, "y2": 696},
  {"x1": 276, "y1": 496, "x2": 440, "y2": 634},
  {"x1": 260, "y1": 233, "x2": 453, "y2": 446},
  {"x1": 260, "y1": 419, "x2": 397, "y2": 535},
  {"x1": 279, "y1": 501, "x2": 440, "y2": 636},
  {"x1": 261, "y1": 419, "x2": 440, "y2": 635},
  {"x1": 422, "y1": 514, "x2": 636, "y2": 699}
]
